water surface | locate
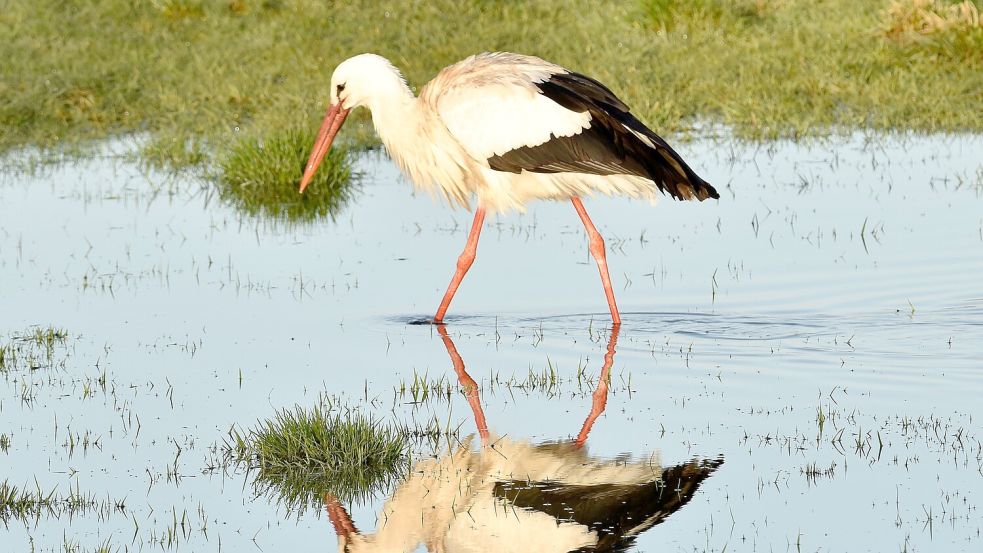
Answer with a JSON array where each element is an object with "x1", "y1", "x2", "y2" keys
[{"x1": 1, "y1": 134, "x2": 981, "y2": 551}]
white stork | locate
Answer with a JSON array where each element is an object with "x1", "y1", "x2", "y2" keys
[
  {"x1": 300, "y1": 52, "x2": 719, "y2": 325},
  {"x1": 321, "y1": 326, "x2": 723, "y2": 552}
]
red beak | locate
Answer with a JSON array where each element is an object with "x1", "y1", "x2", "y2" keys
[{"x1": 299, "y1": 103, "x2": 350, "y2": 193}]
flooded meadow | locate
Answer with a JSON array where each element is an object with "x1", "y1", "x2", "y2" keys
[{"x1": 1, "y1": 133, "x2": 981, "y2": 552}]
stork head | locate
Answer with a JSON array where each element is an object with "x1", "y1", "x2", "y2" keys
[
  {"x1": 330, "y1": 54, "x2": 405, "y2": 111},
  {"x1": 299, "y1": 54, "x2": 407, "y2": 193}
]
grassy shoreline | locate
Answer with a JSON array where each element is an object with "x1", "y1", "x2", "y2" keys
[{"x1": 2, "y1": 0, "x2": 981, "y2": 170}]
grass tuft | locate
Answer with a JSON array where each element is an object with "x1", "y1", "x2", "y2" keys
[
  {"x1": 25, "y1": 326, "x2": 69, "y2": 349},
  {"x1": 225, "y1": 401, "x2": 407, "y2": 509},
  {"x1": 0, "y1": 480, "x2": 110, "y2": 524},
  {"x1": 883, "y1": 0, "x2": 983, "y2": 61},
  {"x1": 885, "y1": 0, "x2": 981, "y2": 38},
  {"x1": 217, "y1": 128, "x2": 357, "y2": 223},
  {"x1": 0, "y1": 326, "x2": 69, "y2": 374}
]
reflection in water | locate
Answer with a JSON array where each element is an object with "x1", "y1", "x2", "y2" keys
[
  {"x1": 235, "y1": 403, "x2": 407, "y2": 515},
  {"x1": 217, "y1": 129, "x2": 358, "y2": 224},
  {"x1": 325, "y1": 327, "x2": 723, "y2": 552}
]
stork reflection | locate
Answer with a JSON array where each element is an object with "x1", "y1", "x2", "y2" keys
[{"x1": 326, "y1": 326, "x2": 721, "y2": 552}]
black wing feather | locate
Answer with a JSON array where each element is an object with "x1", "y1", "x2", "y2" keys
[{"x1": 487, "y1": 72, "x2": 719, "y2": 201}]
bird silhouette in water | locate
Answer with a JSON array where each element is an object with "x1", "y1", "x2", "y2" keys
[{"x1": 323, "y1": 326, "x2": 723, "y2": 552}]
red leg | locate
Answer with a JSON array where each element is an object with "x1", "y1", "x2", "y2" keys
[
  {"x1": 437, "y1": 326, "x2": 489, "y2": 442},
  {"x1": 571, "y1": 198, "x2": 622, "y2": 325},
  {"x1": 434, "y1": 207, "x2": 486, "y2": 323},
  {"x1": 575, "y1": 326, "x2": 620, "y2": 447}
]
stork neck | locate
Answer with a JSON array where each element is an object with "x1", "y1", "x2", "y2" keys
[
  {"x1": 369, "y1": 87, "x2": 422, "y2": 167},
  {"x1": 368, "y1": 84, "x2": 416, "y2": 140}
]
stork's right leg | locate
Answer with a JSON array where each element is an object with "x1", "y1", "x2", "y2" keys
[
  {"x1": 571, "y1": 198, "x2": 622, "y2": 325},
  {"x1": 434, "y1": 207, "x2": 486, "y2": 324}
]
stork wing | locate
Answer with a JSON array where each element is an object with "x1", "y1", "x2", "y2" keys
[
  {"x1": 428, "y1": 53, "x2": 592, "y2": 161},
  {"x1": 427, "y1": 53, "x2": 718, "y2": 201}
]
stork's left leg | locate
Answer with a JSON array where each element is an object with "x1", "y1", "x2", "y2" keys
[
  {"x1": 437, "y1": 325, "x2": 489, "y2": 442},
  {"x1": 571, "y1": 197, "x2": 622, "y2": 325}
]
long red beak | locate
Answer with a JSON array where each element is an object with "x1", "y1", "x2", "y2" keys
[{"x1": 299, "y1": 103, "x2": 350, "y2": 193}]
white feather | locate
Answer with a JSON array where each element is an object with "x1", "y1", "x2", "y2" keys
[{"x1": 437, "y1": 82, "x2": 591, "y2": 161}]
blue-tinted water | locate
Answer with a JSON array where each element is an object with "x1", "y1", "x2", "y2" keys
[{"x1": 1, "y1": 133, "x2": 981, "y2": 551}]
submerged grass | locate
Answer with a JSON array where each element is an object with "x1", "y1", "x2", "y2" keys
[
  {"x1": 0, "y1": 326, "x2": 69, "y2": 373},
  {"x1": 0, "y1": 480, "x2": 117, "y2": 524},
  {"x1": 217, "y1": 127, "x2": 357, "y2": 222},
  {"x1": 23, "y1": 326, "x2": 69, "y2": 350},
  {"x1": 225, "y1": 401, "x2": 407, "y2": 509},
  {"x1": 2, "y1": 0, "x2": 982, "y2": 173}
]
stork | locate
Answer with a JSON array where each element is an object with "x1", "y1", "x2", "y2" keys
[{"x1": 300, "y1": 53, "x2": 719, "y2": 325}]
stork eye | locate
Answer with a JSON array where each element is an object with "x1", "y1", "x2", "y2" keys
[{"x1": 336, "y1": 83, "x2": 346, "y2": 95}]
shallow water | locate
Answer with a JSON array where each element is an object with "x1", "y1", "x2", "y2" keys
[{"x1": 1, "y1": 133, "x2": 981, "y2": 552}]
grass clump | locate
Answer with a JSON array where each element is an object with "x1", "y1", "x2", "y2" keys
[
  {"x1": 25, "y1": 326, "x2": 69, "y2": 350},
  {"x1": 0, "y1": 480, "x2": 109, "y2": 524},
  {"x1": 217, "y1": 127, "x2": 357, "y2": 223},
  {"x1": 225, "y1": 400, "x2": 407, "y2": 509},
  {"x1": 0, "y1": 481, "x2": 58, "y2": 522},
  {"x1": 885, "y1": 0, "x2": 981, "y2": 38},
  {"x1": 0, "y1": 326, "x2": 69, "y2": 373},
  {"x1": 882, "y1": 0, "x2": 983, "y2": 60}
]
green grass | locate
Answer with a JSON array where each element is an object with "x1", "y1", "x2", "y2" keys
[
  {"x1": 225, "y1": 401, "x2": 407, "y2": 509},
  {"x1": 23, "y1": 326, "x2": 68, "y2": 349},
  {"x1": 0, "y1": 326, "x2": 69, "y2": 373},
  {"x1": 1, "y1": 0, "x2": 981, "y2": 172},
  {"x1": 0, "y1": 480, "x2": 110, "y2": 524},
  {"x1": 0, "y1": 481, "x2": 60, "y2": 521},
  {"x1": 60, "y1": 540, "x2": 116, "y2": 553},
  {"x1": 643, "y1": 0, "x2": 784, "y2": 29},
  {"x1": 217, "y1": 127, "x2": 357, "y2": 222}
]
